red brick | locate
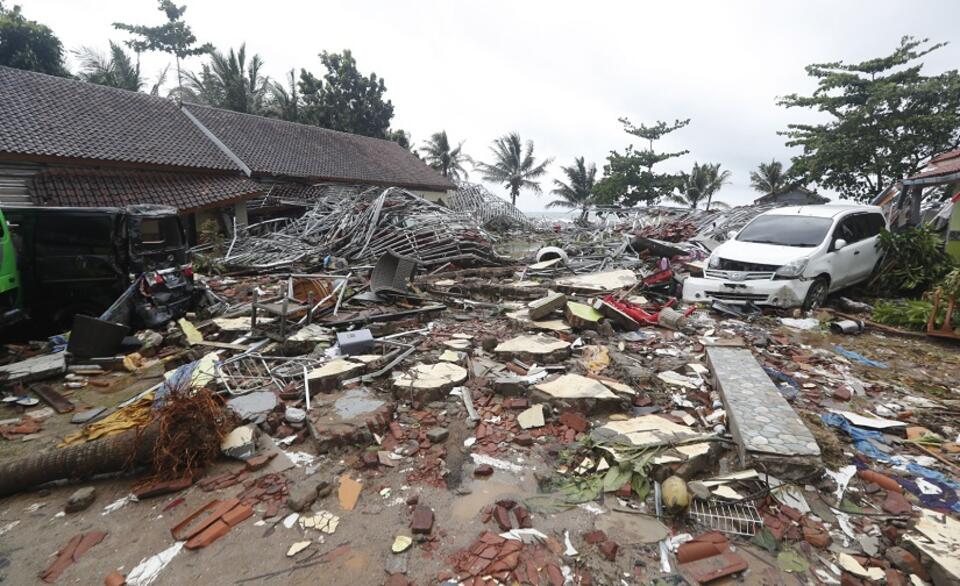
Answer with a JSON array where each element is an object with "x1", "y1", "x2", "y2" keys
[
  {"x1": 104, "y1": 571, "x2": 126, "y2": 586},
  {"x1": 559, "y1": 411, "x2": 589, "y2": 433},
  {"x1": 474, "y1": 464, "x2": 494, "y2": 478},
  {"x1": 244, "y1": 453, "x2": 276, "y2": 472},
  {"x1": 222, "y1": 503, "x2": 253, "y2": 527},
  {"x1": 185, "y1": 519, "x2": 230, "y2": 550},
  {"x1": 411, "y1": 505, "x2": 434, "y2": 534},
  {"x1": 493, "y1": 505, "x2": 514, "y2": 531},
  {"x1": 583, "y1": 530, "x2": 607, "y2": 544},
  {"x1": 599, "y1": 540, "x2": 619, "y2": 561}
]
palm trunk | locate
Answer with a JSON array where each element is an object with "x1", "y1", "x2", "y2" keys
[{"x1": 705, "y1": 193, "x2": 713, "y2": 211}]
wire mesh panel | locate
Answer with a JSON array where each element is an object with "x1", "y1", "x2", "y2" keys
[
  {"x1": 216, "y1": 353, "x2": 322, "y2": 396},
  {"x1": 689, "y1": 499, "x2": 763, "y2": 536}
]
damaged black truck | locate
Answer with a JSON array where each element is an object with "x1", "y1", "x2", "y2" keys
[{"x1": 1, "y1": 204, "x2": 195, "y2": 335}]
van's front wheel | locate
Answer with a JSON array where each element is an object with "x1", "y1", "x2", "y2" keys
[{"x1": 802, "y1": 277, "x2": 829, "y2": 312}]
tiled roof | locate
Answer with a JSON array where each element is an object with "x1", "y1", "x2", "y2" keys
[
  {"x1": 910, "y1": 150, "x2": 960, "y2": 180},
  {"x1": 29, "y1": 169, "x2": 265, "y2": 212},
  {"x1": 0, "y1": 66, "x2": 240, "y2": 171},
  {"x1": 183, "y1": 105, "x2": 456, "y2": 191}
]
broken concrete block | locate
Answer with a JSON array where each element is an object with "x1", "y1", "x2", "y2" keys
[
  {"x1": 287, "y1": 484, "x2": 318, "y2": 512},
  {"x1": 226, "y1": 392, "x2": 278, "y2": 422},
  {"x1": 534, "y1": 374, "x2": 617, "y2": 400},
  {"x1": 307, "y1": 359, "x2": 366, "y2": 393},
  {"x1": 564, "y1": 301, "x2": 603, "y2": 329},
  {"x1": 517, "y1": 404, "x2": 545, "y2": 429},
  {"x1": 393, "y1": 363, "x2": 467, "y2": 403},
  {"x1": 493, "y1": 377, "x2": 526, "y2": 396},
  {"x1": 527, "y1": 292, "x2": 567, "y2": 320},
  {"x1": 221, "y1": 424, "x2": 258, "y2": 459},
  {"x1": 65, "y1": 486, "x2": 96, "y2": 513},
  {"x1": 494, "y1": 334, "x2": 570, "y2": 364},
  {"x1": 426, "y1": 427, "x2": 449, "y2": 443},
  {"x1": 554, "y1": 270, "x2": 638, "y2": 294}
]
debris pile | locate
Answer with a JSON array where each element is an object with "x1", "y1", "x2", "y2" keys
[
  {"x1": 0, "y1": 204, "x2": 958, "y2": 586},
  {"x1": 213, "y1": 185, "x2": 505, "y2": 270}
]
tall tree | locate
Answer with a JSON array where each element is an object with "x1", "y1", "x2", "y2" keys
[
  {"x1": 268, "y1": 69, "x2": 301, "y2": 122},
  {"x1": 298, "y1": 50, "x2": 394, "y2": 138},
  {"x1": 779, "y1": 36, "x2": 960, "y2": 202},
  {"x1": 548, "y1": 156, "x2": 597, "y2": 223},
  {"x1": 183, "y1": 44, "x2": 268, "y2": 114},
  {"x1": 669, "y1": 162, "x2": 731, "y2": 210},
  {"x1": 475, "y1": 132, "x2": 552, "y2": 207},
  {"x1": 749, "y1": 159, "x2": 791, "y2": 195},
  {"x1": 594, "y1": 118, "x2": 690, "y2": 206},
  {"x1": 114, "y1": 0, "x2": 213, "y2": 96},
  {"x1": 420, "y1": 131, "x2": 471, "y2": 181},
  {"x1": 388, "y1": 129, "x2": 414, "y2": 152},
  {"x1": 74, "y1": 41, "x2": 144, "y2": 91},
  {"x1": 0, "y1": 3, "x2": 69, "y2": 76}
]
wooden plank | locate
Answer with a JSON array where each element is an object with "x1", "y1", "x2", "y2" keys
[{"x1": 32, "y1": 384, "x2": 75, "y2": 414}]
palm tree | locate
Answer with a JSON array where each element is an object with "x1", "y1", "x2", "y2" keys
[
  {"x1": 74, "y1": 42, "x2": 144, "y2": 91},
  {"x1": 268, "y1": 69, "x2": 300, "y2": 122},
  {"x1": 475, "y1": 132, "x2": 552, "y2": 206},
  {"x1": 670, "y1": 162, "x2": 731, "y2": 210},
  {"x1": 183, "y1": 44, "x2": 269, "y2": 114},
  {"x1": 749, "y1": 159, "x2": 791, "y2": 195},
  {"x1": 548, "y1": 157, "x2": 597, "y2": 224},
  {"x1": 420, "y1": 131, "x2": 471, "y2": 181}
]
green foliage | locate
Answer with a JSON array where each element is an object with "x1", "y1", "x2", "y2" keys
[
  {"x1": 388, "y1": 129, "x2": 414, "y2": 152},
  {"x1": 669, "y1": 162, "x2": 731, "y2": 210},
  {"x1": 113, "y1": 0, "x2": 213, "y2": 93},
  {"x1": 0, "y1": 3, "x2": 69, "y2": 76},
  {"x1": 548, "y1": 156, "x2": 597, "y2": 223},
  {"x1": 779, "y1": 37, "x2": 960, "y2": 202},
  {"x1": 939, "y1": 267, "x2": 960, "y2": 299},
  {"x1": 74, "y1": 41, "x2": 145, "y2": 91},
  {"x1": 749, "y1": 159, "x2": 793, "y2": 195},
  {"x1": 475, "y1": 132, "x2": 552, "y2": 206},
  {"x1": 868, "y1": 226, "x2": 954, "y2": 295},
  {"x1": 420, "y1": 131, "x2": 471, "y2": 180},
  {"x1": 183, "y1": 44, "x2": 268, "y2": 114},
  {"x1": 872, "y1": 299, "x2": 934, "y2": 330},
  {"x1": 594, "y1": 118, "x2": 689, "y2": 206},
  {"x1": 298, "y1": 50, "x2": 394, "y2": 138},
  {"x1": 267, "y1": 69, "x2": 300, "y2": 122}
]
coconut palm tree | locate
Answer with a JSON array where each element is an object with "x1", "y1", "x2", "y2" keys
[
  {"x1": 420, "y1": 131, "x2": 471, "y2": 180},
  {"x1": 183, "y1": 43, "x2": 269, "y2": 114},
  {"x1": 670, "y1": 162, "x2": 731, "y2": 210},
  {"x1": 475, "y1": 132, "x2": 552, "y2": 206},
  {"x1": 268, "y1": 69, "x2": 301, "y2": 122},
  {"x1": 749, "y1": 159, "x2": 792, "y2": 195},
  {"x1": 548, "y1": 157, "x2": 597, "y2": 224},
  {"x1": 74, "y1": 42, "x2": 144, "y2": 91}
]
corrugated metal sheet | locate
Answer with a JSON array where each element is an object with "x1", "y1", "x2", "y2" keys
[{"x1": 0, "y1": 162, "x2": 39, "y2": 207}]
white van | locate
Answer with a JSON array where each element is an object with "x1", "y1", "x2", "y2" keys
[{"x1": 682, "y1": 205, "x2": 887, "y2": 310}]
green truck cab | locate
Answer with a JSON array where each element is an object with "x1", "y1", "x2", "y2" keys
[{"x1": 0, "y1": 208, "x2": 23, "y2": 326}]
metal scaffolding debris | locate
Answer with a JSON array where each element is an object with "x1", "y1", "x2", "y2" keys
[
  {"x1": 446, "y1": 182, "x2": 532, "y2": 230},
  {"x1": 212, "y1": 185, "x2": 506, "y2": 270}
]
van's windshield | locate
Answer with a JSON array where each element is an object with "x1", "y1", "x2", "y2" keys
[
  {"x1": 136, "y1": 217, "x2": 184, "y2": 249},
  {"x1": 736, "y1": 215, "x2": 833, "y2": 247}
]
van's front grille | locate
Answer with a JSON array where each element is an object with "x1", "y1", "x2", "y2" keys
[
  {"x1": 704, "y1": 269, "x2": 775, "y2": 281},
  {"x1": 706, "y1": 291, "x2": 769, "y2": 302},
  {"x1": 716, "y1": 258, "x2": 780, "y2": 272}
]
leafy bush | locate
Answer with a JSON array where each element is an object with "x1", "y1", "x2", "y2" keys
[
  {"x1": 868, "y1": 227, "x2": 954, "y2": 296},
  {"x1": 872, "y1": 299, "x2": 935, "y2": 330}
]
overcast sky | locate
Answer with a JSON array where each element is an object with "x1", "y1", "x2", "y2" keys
[{"x1": 18, "y1": 0, "x2": 960, "y2": 211}]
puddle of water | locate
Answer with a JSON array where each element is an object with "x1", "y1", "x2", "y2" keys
[{"x1": 451, "y1": 472, "x2": 539, "y2": 521}]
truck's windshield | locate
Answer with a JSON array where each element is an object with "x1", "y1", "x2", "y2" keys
[{"x1": 736, "y1": 215, "x2": 833, "y2": 247}]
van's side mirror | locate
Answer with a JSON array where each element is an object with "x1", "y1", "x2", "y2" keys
[
  {"x1": 834, "y1": 238, "x2": 847, "y2": 251},
  {"x1": 727, "y1": 230, "x2": 738, "y2": 240}
]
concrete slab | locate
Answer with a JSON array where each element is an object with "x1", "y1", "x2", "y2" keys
[
  {"x1": 0, "y1": 352, "x2": 66, "y2": 384},
  {"x1": 706, "y1": 347, "x2": 820, "y2": 474}
]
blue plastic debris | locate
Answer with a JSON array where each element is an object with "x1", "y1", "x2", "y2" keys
[{"x1": 833, "y1": 345, "x2": 888, "y2": 369}]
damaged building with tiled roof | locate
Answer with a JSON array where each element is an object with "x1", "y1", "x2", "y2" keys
[{"x1": 0, "y1": 65, "x2": 454, "y2": 241}]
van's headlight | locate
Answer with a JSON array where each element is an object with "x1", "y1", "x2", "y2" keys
[
  {"x1": 708, "y1": 255, "x2": 720, "y2": 269},
  {"x1": 775, "y1": 258, "x2": 808, "y2": 278}
]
